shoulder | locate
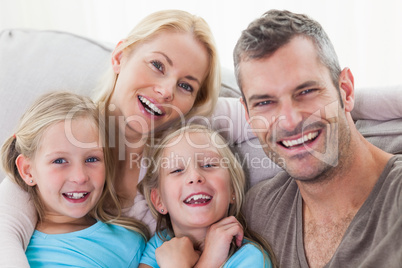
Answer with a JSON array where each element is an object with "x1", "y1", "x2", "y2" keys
[
  {"x1": 382, "y1": 155, "x2": 402, "y2": 210},
  {"x1": 106, "y1": 223, "x2": 145, "y2": 240},
  {"x1": 140, "y1": 231, "x2": 169, "y2": 268},
  {"x1": 245, "y1": 171, "x2": 296, "y2": 209},
  {"x1": 389, "y1": 155, "x2": 402, "y2": 174},
  {"x1": 380, "y1": 155, "x2": 402, "y2": 197},
  {"x1": 101, "y1": 223, "x2": 146, "y2": 251},
  {"x1": 102, "y1": 223, "x2": 146, "y2": 266},
  {"x1": 225, "y1": 241, "x2": 272, "y2": 268},
  {"x1": 147, "y1": 231, "x2": 168, "y2": 248}
]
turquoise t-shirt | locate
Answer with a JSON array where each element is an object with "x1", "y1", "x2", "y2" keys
[
  {"x1": 140, "y1": 230, "x2": 272, "y2": 268},
  {"x1": 26, "y1": 221, "x2": 146, "y2": 267}
]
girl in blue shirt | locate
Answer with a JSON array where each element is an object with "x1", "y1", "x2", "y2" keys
[
  {"x1": 138, "y1": 124, "x2": 277, "y2": 268},
  {"x1": 1, "y1": 91, "x2": 149, "y2": 267}
]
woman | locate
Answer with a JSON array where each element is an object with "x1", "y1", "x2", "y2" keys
[{"x1": 0, "y1": 9, "x2": 248, "y2": 267}]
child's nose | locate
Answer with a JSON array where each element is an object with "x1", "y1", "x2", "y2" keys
[
  {"x1": 70, "y1": 164, "x2": 89, "y2": 184},
  {"x1": 186, "y1": 170, "x2": 205, "y2": 185}
]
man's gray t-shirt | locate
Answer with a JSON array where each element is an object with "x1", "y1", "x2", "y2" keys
[{"x1": 244, "y1": 155, "x2": 402, "y2": 267}]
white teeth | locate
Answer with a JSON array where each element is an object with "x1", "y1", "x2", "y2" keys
[
  {"x1": 185, "y1": 194, "x2": 212, "y2": 203},
  {"x1": 139, "y1": 96, "x2": 162, "y2": 115},
  {"x1": 282, "y1": 131, "x2": 319, "y2": 148},
  {"x1": 64, "y1": 192, "x2": 87, "y2": 199}
]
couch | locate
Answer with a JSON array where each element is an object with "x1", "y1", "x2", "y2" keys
[{"x1": 1, "y1": 29, "x2": 402, "y2": 187}]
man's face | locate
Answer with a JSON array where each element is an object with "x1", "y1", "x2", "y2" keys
[{"x1": 240, "y1": 37, "x2": 352, "y2": 181}]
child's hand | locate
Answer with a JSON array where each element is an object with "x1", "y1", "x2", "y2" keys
[
  {"x1": 195, "y1": 216, "x2": 244, "y2": 268},
  {"x1": 156, "y1": 236, "x2": 200, "y2": 268}
]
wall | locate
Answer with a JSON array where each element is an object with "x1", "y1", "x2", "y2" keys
[{"x1": 1, "y1": 0, "x2": 402, "y2": 88}]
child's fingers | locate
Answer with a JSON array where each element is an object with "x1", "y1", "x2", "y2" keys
[{"x1": 209, "y1": 216, "x2": 244, "y2": 245}]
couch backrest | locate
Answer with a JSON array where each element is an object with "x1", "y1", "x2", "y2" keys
[
  {"x1": 0, "y1": 29, "x2": 113, "y2": 180},
  {"x1": 1, "y1": 29, "x2": 402, "y2": 187},
  {"x1": 0, "y1": 29, "x2": 243, "y2": 181}
]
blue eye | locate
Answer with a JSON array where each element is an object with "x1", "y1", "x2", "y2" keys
[
  {"x1": 178, "y1": 82, "x2": 193, "y2": 92},
  {"x1": 151, "y1": 60, "x2": 164, "y2": 73},
  {"x1": 86, "y1": 157, "x2": 99, "y2": 163},
  {"x1": 171, "y1": 168, "x2": 184, "y2": 174},
  {"x1": 53, "y1": 158, "x2": 66, "y2": 164},
  {"x1": 203, "y1": 163, "x2": 216, "y2": 168},
  {"x1": 256, "y1": 100, "x2": 273, "y2": 107},
  {"x1": 300, "y1": 88, "x2": 317, "y2": 95}
]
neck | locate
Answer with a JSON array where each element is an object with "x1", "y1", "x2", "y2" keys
[
  {"x1": 113, "y1": 146, "x2": 143, "y2": 208},
  {"x1": 37, "y1": 214, "x2": 96, "y2": 234},
  {"x1": 298, "y1": 131, "x2": 392, "y2": 221},
  {"x1": 174, "y1": 227, "x2": 208, "y2": 251},
  {"x1": 110, "y1": 114, "x2": 147, "y2": 207}
]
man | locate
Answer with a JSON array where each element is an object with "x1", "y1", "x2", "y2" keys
[{"x1": 234, "y1": 10, "x2": 402, "y2": 268}]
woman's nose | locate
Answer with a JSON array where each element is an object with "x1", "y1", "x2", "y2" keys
[{"x1": 155, "y1": 80, "x2": 175, "y2": 101}]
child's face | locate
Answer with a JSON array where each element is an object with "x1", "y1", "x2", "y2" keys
[
  {"x1": 28, "y1": 118, "x2": 105, "y2": 222},
  {"x1": 154, "y1": 132, "x2": 234, "y2": 234}
]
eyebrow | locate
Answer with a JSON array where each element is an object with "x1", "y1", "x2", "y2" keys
[
  {"x1": 154, "y1": 51, "x2": 201, "y2": 86},
  {"x1": 295, "y1": 80, "x2": 322, "y2": 90},
  {"x1": 247, "y1": 80, "x2": 322, "y2": 103},
  {"x1": 155, "y1": 51, "x2": 173, "y2": 66},
  {"x1": 248, "y1": 93, "x2": 275, "y2": 103}
]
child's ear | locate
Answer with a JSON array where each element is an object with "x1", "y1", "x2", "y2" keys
[
  {"x1": 15, "y1": 155, "x2": 36, "y2": 186},
  {"x1": 230, "y1": 192, "x2": 236, "y2": 204},
  {"x1": 151, "y1": 188, "x2": 167, "y2": 214}
]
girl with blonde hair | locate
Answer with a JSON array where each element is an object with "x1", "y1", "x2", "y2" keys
[
  {"x1": 138, "y1": 125, "x2": 277, "y2": 267},
  {"x1": 1, "y1": 91, "x2": 148, "y2": 267}
]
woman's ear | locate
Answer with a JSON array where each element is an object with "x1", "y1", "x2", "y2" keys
[
  {"x1": 151, "y1": 188, "x2": 167, "y2": 214},
  {"x1": 15, "y1": 154, "x2": 36, "y2": 186},
  {"x1": 111, "y1": 40, "x2": 125, "y2": 74},
  {"x1": 338, "y1": 67, "x2": 355, "y2": 112}
]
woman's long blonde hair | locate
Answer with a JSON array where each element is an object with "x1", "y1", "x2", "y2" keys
[
  {"x1": 138, "y1": 124, "x2": 277, "y2": 266},
  {"x1": 1, "y1": 91, "x2": 150, "y2": 239},
  {"x1": 95, "y1": 9, "x2": 220, "y2": 120}
]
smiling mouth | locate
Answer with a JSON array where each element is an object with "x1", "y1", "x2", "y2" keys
[
  {"x1": 280, "y1": 131, "x2": 319, "y2": 149},
  {"x1": 138, "y1": 96, "x2": 163, "y2": 116},
  {"x1": 184, "y1": 194, "x2": 212, "y2": 205},
  {"x1": 63, "y1": 192, "x2": 89, "y2": 199}
]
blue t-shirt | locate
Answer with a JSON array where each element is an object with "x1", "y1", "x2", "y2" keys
[
  {"x1": 140, "y1": 230, "x2": 272, "y2": 268},
  {"x1": 26, "y1": 221, "x2": 146, "y2": 267}
]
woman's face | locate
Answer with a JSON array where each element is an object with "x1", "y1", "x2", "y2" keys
[{"x1": 110, "y1": 31, "x2": 210, "y2": 138}]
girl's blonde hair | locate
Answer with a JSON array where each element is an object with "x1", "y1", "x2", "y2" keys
[
  {"x1": 138, "y1": 124, "x2": 277, "y2": 266},
  {"x1": 1, "y1": 91, "x2": 150, "y2": 239},
  {"x1": 95, "y1": 9, "x2": 220, "y2": 120}
]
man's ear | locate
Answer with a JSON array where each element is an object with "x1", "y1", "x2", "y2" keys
[
  {"x1": 151, "y1": 188, "x2": 167, "y2": 214},
  {"x1": 338, "y1": 67, "x2": 355, "y2": 112},
  {"x1": 111, "y1": 40, "x2": 125, "y2": 74},
  {"x1": 15, "y1": 155, "x2": 36, "y2": 186}
]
